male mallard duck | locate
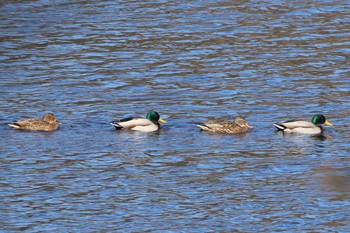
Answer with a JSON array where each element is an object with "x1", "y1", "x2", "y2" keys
[
  {"x1": 111, "y1": 111, "x2": 167, "y2": 132},
  {"x1": 9, "y1": 113, "x2": 61, "y2": 131},
  {"x1": 273, "y1": 114, "x2": 333, "y2": 135},
  {"x1": 197, "y1": 116, "x2": 253, "y2": 134}
]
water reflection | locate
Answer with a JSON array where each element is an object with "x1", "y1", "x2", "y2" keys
[
  {"x1": 310, "y1": 166, "x2": 350, "y2": 197},
  {"x1": 274, "y1": 131, "x2": 333, "y2": 142}
]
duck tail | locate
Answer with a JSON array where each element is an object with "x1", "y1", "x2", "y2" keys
[
  {"x1": 110, "y1": 122, "x2": 123, "y2": 130},
  {"x1": 196, "y1": 124, "x2": 209, "y2": 131},
  {"x1": 273, "y1": 123, "x2": 286, "y2": 131},
  {"x1": 8, "y1": 123, "x2": 21, "y2": 129}
]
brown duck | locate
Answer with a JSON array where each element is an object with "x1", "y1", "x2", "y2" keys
[
  {"x1": 197, "y1": 116, "x2": 253, "y2": 134},
  {"x1": 9, "y1": 113, "x2": 61, "y2": 131}
]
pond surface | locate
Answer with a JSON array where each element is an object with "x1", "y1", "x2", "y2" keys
[{"x1": 1, "y1": 0, "x2": 350, "y2": 232}]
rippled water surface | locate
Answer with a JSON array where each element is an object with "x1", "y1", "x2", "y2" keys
[{"x1": 1, "y1": 0, "x2": 350, "y2": 232}]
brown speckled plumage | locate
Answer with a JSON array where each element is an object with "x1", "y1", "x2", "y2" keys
[
  {"x1": 197, "y1": 117, "x2": 253, "y2": 134},
  {"x1": 9, "y1": 113, "x2": 61, "y2": 131}
]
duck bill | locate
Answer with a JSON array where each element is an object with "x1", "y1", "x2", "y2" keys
[
  {"x1": 247, "y1": 124, "x2": 254, "y2": 129},
  {"x1": 325, "y1": 120, "x2": 333, "y2": 126},
  {"x1": 158, "y1": 118, "x2": 167, "y2": 124},
  {"x1": 57, "y1": 121, "x2": 62, "y2": 125}
]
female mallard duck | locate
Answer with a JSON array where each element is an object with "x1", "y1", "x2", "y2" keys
[
  {"x1": 273, "y1": 114, "x2": 333, "y2": 135},
  {"x1": 9, "y1": 113, "x2": 61, "y2": 131},
  {"x1": 197, "y1": 116, "x2": 253, "y2": 134},
  {"x1": 111, "y1": 111, "x2": 167, "y2": 132}
]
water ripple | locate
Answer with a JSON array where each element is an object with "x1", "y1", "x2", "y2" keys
[{"x1": 1, "y1": 0, "x2": 350, "y2": 232}]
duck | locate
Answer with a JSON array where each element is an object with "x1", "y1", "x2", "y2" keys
[
  {"x1": 111, "y1": 111, "x2": 167, "y2": 132},
  {"x1": 197, "y1": 116, "x2": 253, "y2": 134},
  {"x1": 273, "y1": 114, "x2": 333, "y2": 135},
  {"x1": 9, "y1": 113, "x2": 61, "y2": 131}
]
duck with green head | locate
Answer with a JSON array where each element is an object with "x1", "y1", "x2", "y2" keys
[
  {"x1": 111, "y1": 111, "x2": 167, "y2": 132},
  {"x1": 273, "y1": 114, "x2": 333, "y2": 135}
]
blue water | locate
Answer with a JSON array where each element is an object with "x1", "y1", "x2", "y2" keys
[{"x1": 1, "y1": 0, "x2": 350, "y2": 232}]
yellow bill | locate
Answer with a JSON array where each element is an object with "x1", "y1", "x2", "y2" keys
[
  {"x1": 159, "y1": 117, "x2": 167, "y2": 123},
  {"x1": 325, "y1": 120, "x2": 333, "y2": 126}
]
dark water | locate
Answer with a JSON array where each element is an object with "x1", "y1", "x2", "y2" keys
[{"x1": 1, "y1": 0, "x2": 350, "y2": 232}]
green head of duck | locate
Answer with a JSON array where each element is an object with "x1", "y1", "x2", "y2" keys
[
  {"x1": 312, "y1": 114, "x2": 333, "y2": 126},
  {"x1": 146, "y1": 111, "x2": 167, "y2": 124}
]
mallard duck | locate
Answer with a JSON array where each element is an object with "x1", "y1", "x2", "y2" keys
[
  {"x1": 197, "y1": 116, "x2": 253, "y2": 134},
  {"x1": 111, "y1": 111, "x2": 167, "y2": 132},
  {"x1": 273, "y1": 114, "x2": 333, "y2": 135},
  {"x1": 9, "y1": 113, "x2": 61, "y2": 131}
]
